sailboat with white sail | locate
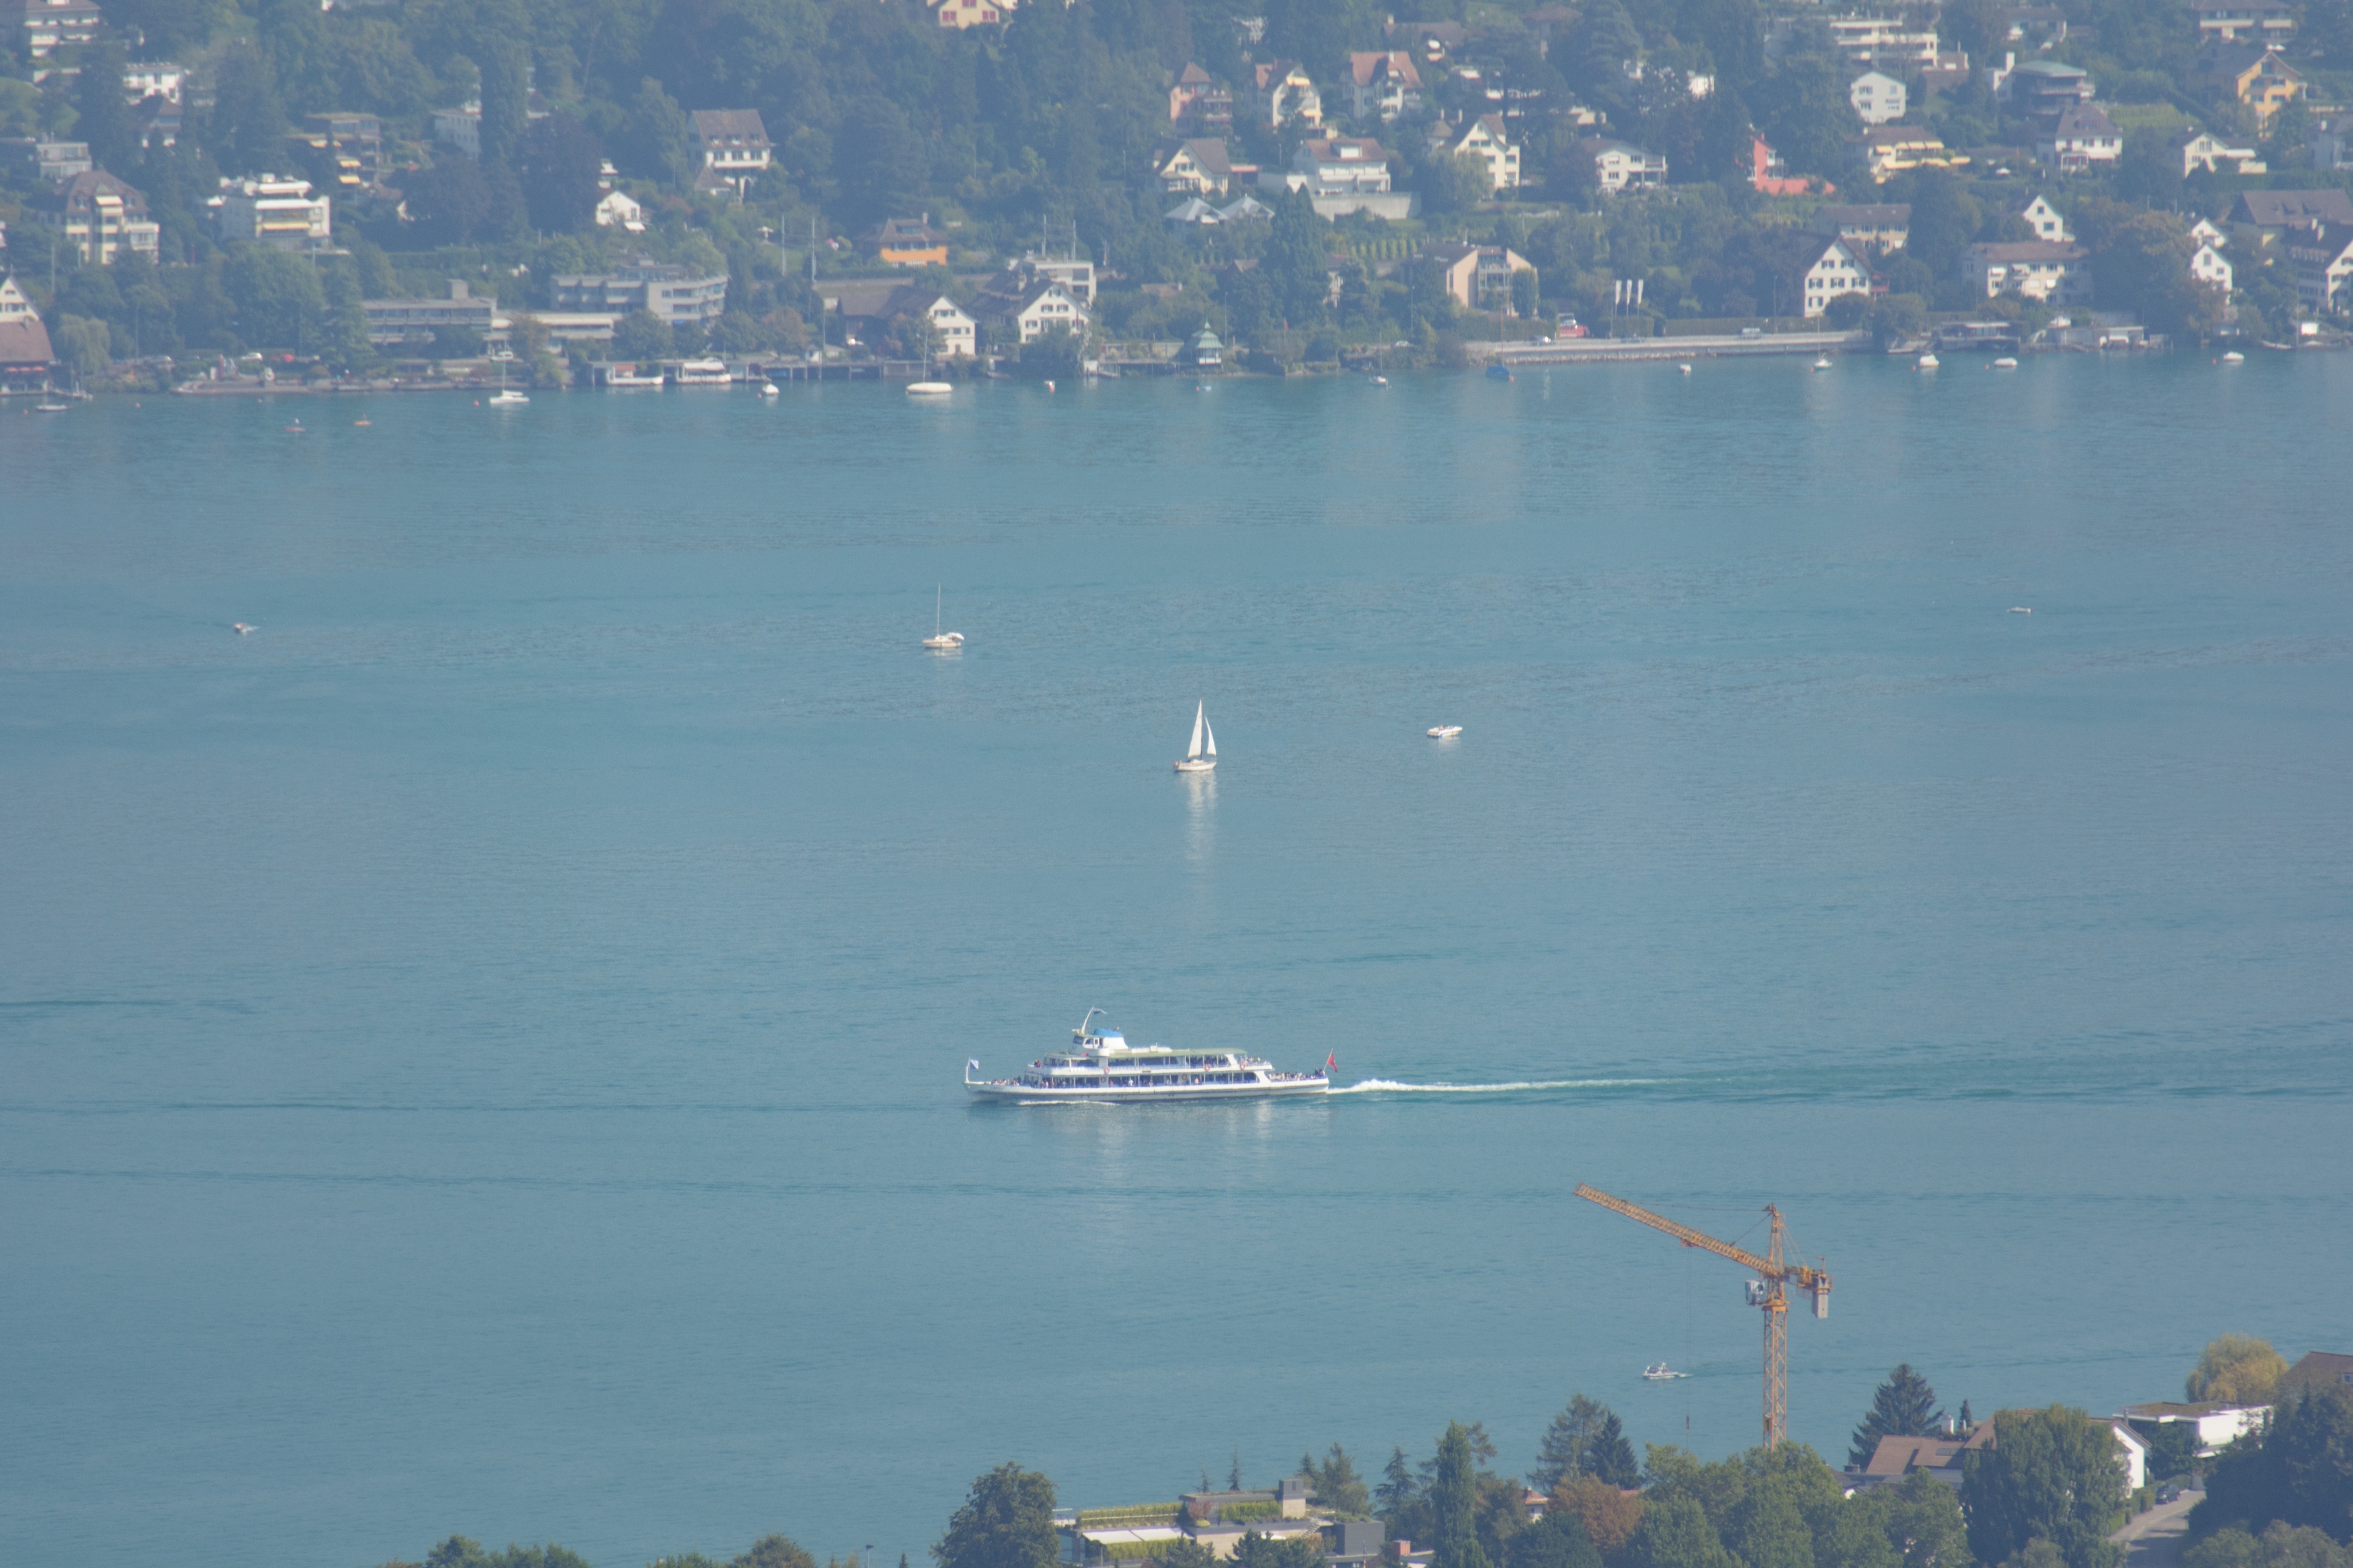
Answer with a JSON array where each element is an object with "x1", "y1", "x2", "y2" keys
[
  {"x1": 1174, "y1": 701, "x2": 1217, "y2": 773},
  {"x1": 922, "y1": 586, "x2": 964, "y2": 651}
]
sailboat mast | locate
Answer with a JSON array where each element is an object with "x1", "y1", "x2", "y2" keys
[{"x1": 1188, "y1": 702, "x2": 1205, "y2": 760}]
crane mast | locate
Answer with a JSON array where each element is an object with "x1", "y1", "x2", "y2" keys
[{"x1": 1574, "y1": 1183, "x2": 1831, "y2": 1449}]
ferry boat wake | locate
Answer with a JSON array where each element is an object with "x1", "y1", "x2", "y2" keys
[{"x1": 966, "y1": 1010, "x2": 1331, "y2": 1103}]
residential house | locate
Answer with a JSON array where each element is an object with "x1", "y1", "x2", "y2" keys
[
  {"x1": 123, "y1": 62, "x2": 185, "y2": 103},
  {"x1": 1346, "y1": 52, "x2": 1424, "y2": 124},
  {"x1": 1156, "y1": 138, "x2": 1235, "y2": 196},
  {"x1": 1958, "y1": 239, "x2": 2092, "y2": 303},
  {"x1": 1999, "y1": 58, "x2": 2095, "y2": 124},
  {"x1": 2110, "y1": 1424, "x2": 2152, "y2": 1492},
  {"x1": 689, "y1": 109, "x2": 772, "y2": 198},
  {"x1": 1793, "y1": 235, "x2": 1871, "y2": 317},
  {"x1": 1849, "y1": 70, "x2": 1907, "y2": 125},
  {"x1": 2014, "y1": 194, "x2": 2072, "y2": 242},
  {"x1": 1218, "y1": 194, "x2": 1272, "y2": 221},
  {"x1": 1571, "y1": 137, "x2": 1667, "y2": 194},
  {"x1": 431, "y1": 89, "x2": 551, "y2": 160},
  {"x1": 2188, "y1": 42, "x2": 2304, "y2": 128},
  {"x1": 931, "y1": 0, "x2": 1006, "y2": 28},
  {"x1": 1825, "y1": 16, "x2": 1941, "y2": 68},
  {"x1": 1018, "y1": 252, "x2": 1097, "y2": 305},
  {"x1": 1385, "y1": 19, "x2": 1465, "y2": 62},
  {"x1": 212, "y1": 174, "x2": 332, "y2": 251},
  {"x1": 1748, "y1": 135, "x2": 1826, "y2": 196},
  {"x1": 2188, "y1": 242, "x2": 2233, "y2": 291},
  {"x1": 1169, "y1": 64, "x2": 1232, "y2": 126},
  {"x1": 2179, "y1": 129, "x2": 2265, "y2": 176},
  {"x1": 2188, "y1": 0, "x2": 2295, "y2": 43},
  {"x1": 1184, "y1": 322, "x2": 1223, "y2": 368},
  {"x1": 0, "y1": 138, "x2": 92, "y2": 182},
  {"x1": 2229, "y1": 189, "x2": 2353, "y2": 242},
  {"x1": 2312, "y1": 114, "x2": 2353, "y2": 172},
  {"x1": 136, "y1": 99, "x2": 181, "y2": 151},
  {"x1": 1857, "y1": 125, "x2": 1968, "y2": 182},
  {"x1": 1252, "y1": 62, "x2": 1322, "y2": 129},
  {"x1": 1847, "y1": 1425, "x2": 1995, "y2": 1491},
  {"x1": 2042, "y1": 103, "x2": 2121, "y2": 172},
  {"x1": 972, "y1": 278, "x2": 1089, "y2": 345},
  {"x1": 1164, "y1": 197, "x2": 1224, "y2": 224},
  {"x1": 1812, "y1": 203, "x2": 1910, "y2": 252},
  {"x1": 21, "y1": 0, "x2": 101, "y2": 58},
  {"x1": 872, "y1": 215, "x2": 950, "y2": 265},
  {"x1": 361, "y1": 280, "x2": 498, "y2": 346},
  {"x1": 2189, "y1": 216, "x2": 2227, "y2": 247},
  {"x1": 1265, "y1": 138, "x2": 1414, "y2": 218},
  {"x1": 1435, "y1": 115, "x2": 1520, "y2": 191},
  {"x1": 1422, "y1": 241, "x2": 1536, "y2": 312},
  {"x1": 2118, "y1": 1404, "x2": 2269, "y2": 1454},
  {"x1": 31, "y1": 169, "x2": 161, "y2": 265},
  {"x1": 0, "y1": 273, "x2": 56, "y2": 390},
  {"x1": 2285, "y1": 223, "x2": 2353, "y2": 313},
  {"x1": 2276, "y1": 1351, "x2": 2353, "y2": 1399},
  {"x1": 595, "y1": 189, "x2": 646, "y2": 231},
  {"x1": 1997, "y1": 6, "x2": 2067, "y2": 46},
  {"x1": 553, "y1": 259, "x2": 728, "y2": 325},
  {"x1": 293, "y1": 112, "x2": 385, "y2": 189},
  {"x1": 851, "y1": 285, "x2": 977, "y2": 357}
]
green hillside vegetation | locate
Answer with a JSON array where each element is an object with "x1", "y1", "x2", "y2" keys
[{"x1": 9, "y1": 0, "x2": 2352, "y2": 371}]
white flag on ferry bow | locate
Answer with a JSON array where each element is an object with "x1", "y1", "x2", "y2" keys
[{"x1": 968, "y1": 1059, "x2": 980, "y2": 1070}]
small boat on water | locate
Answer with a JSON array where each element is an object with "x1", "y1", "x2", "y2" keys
[
  {"x1": 2010, "y1": 606, "x2": 2033, "y2": 615},
  {"x1": 1917, "y1": 353, "x2": 1940, "y2": 370},
  {"x1": 2221, "y1": 351, "x2": 2245, "y2": 364},
  {"x1": 966, "y1": 1010, "x2": 1332, "y2": 1103},
  {"x1": 604, "y1": 366, "x2": 665, "y2": 389},
  {"x1": 674, "y1": 358, "x2": 733, "y2": 386},
  {"x1": 1812, "y1": 356, "x2": 1833, "y2": 371},
  {"x1": 1643, "y1": 1364, "x2": 1688, "y2": 1381},
  {"x1": 32, "y1": 399, "x2": 71, "y2": 412},
  {"x1": 906, "y1": 381, "x2": 954, "y2": 398},
  {"x1": 1992, "y1": 357, "x2": 2019, "y2": 369},
  {"x1": 488, "y1": 389, "x2": 529, "y2": 406},
  {"x1": 1678, "y1": 363, "x2": 1694, "y2": 375},
  {"x1": 1370, "y1": 375, "x2": 1389, "y2": 386},
  {"x1": 758, "y1": 380, "x2": 779, "y2": 397},
  {"x1": 922, "y1": 586, "x2": 964, "y2": 652},
  {"x1": 1174, "y1": 700, "x2": 1217, "y2": 773},
  {"x1": 232, "y1": 622, "x2": 256, "y2": 636},
  {"x1": 1428, "y1": 725, "x2": 1462, "y2": 739},
  {"x1": 1486, "y1": 364, "x2": 1514, "y2": 382}
]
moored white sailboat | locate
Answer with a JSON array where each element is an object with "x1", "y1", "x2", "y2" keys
[
  {"x1": 1174, "y1": 700, "x2": 1217, "y2": 772},
  {"x1": 922, "y1": 586, "x2": 964, "y2": 651}
]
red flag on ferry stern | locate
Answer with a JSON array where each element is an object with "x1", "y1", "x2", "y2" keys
[{"x1": 1324, "y1": 1051, "x2": 1337, "y2": 1072}]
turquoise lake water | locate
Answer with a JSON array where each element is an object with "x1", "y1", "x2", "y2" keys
[{"x1": 3, "y1": 356, "x2": 2349, "y2": 1568}]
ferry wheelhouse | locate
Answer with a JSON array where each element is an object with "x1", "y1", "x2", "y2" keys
[{"x1": 966, "y1": 1010, "x2": 1331, "y2": 1103}]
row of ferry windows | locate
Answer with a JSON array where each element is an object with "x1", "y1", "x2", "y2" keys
[
  {"x1": 1035, "y1": 1072, "x2": 1266, "y2": 1085},
  {"x1": 1045, "y1": 1055, "x2": 1239, "y2": 1069}
]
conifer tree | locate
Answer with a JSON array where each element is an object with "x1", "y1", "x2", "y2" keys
[
  {"x1": 1587, "y1": 1414, "x2": 1638, "y2": 1489},
  {"x1": 1431, "y1": 1423, "x2": 1495, "y2": 1568},
  {"x1": 1377, "y1": 1446, "x2": 1418, "y2": 1518},
  {"x1": 1849, "y1": 1365, "x2": 1943, "y2": 1469}
]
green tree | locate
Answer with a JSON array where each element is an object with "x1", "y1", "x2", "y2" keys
[
  {"x1": 1505, "y1": 1509, "x2": 1599, "y2": 1568},
  {"x1": 426, "y1": 1539, "x2": 494, "y2": 1568},
  {"x1": 833, "y1": 95, "x2": 928, "y2": 230},
  {"x1": 521, "y1": 113, "x2": 605, "y2": 234},
  {"x1": 1588, "y1": 1414, "x2": 1637, "y2": 1489},
  {"x1": 2191, "y1": 1339, "x2": 2291, "y2": 1406},
  {"x1": 612, "y1": 306, "x2": 671, "y2": 361},
  {"x1": 1729, "y1": 1474, "x2": 1814, "y2": 1568},
  {"x1": 1264, "y1": 187, "x2": 1331, "y2": 325},
  {"x1": 52, "y1": 312, "x2": 112, "y2": 382},
  {"x1": 1877, "y1": 1470, "x2": 1969, "y2": 1568},
  {"x1": 2184, "y1": 1522, "x2": 2353, "y2": 1568},
  {"x1": 223, "y1": 248, "x2": 328, "y2": 352},
  {"x1": 1623, "y1": 1495, "x2": 1735, "y2": 1568},
  {"x1": 402, "y1": 158, "x2": 496, "y2": 245},
  {"x1": 2198, "y1": 1386, "x2": 2353, "y2": 1543},
  {"x1": 1312, "y1": 1445, "x2": 1371, "y2": 1516},
  {"x1": 2148, "y1": 1423, "x2": 2204, "y2": 1483},
  {"x1": 621, "y1": 76, "x2": 691, "y2": 186},
  {"x1": 76, "y1": 39, "x2": 138, "y2": 175},
  {"x1": 1378, "y1": 1446, "x2": 1419, "y2": 1519},
  {"x1": 1161, "y1": 1541, "x2": 1219, "y2": 1568},
  {"x1": 208, "y1": 41, "x2": 289, "y2": 176},
  {"x1": 1431, "y1": 1423, "x2": 1494, "y2": 1568},
  {"x1": 733, "y1": 1537, "x2": 818, "y2": 1568},
  {"x1": 1533, "y1": 1397, "x2": 1609, "y2": 1493},
  {"x1": 1961, "y1": 1407, "x2": 2127, "y2": 1568},
  {"x1": 1851, "y1": 1367, "x2": 1944, "y2": 1469},
  {"x1": 1902, "y1": 171, "x2": 1981, "y2": 279},
  {"x1": 1234, "y1": 1533, "x2": 1324, "y2": 1568},
  {"x1": 936, "y1": 1464, "x2": 1059, "y2": 1568}
]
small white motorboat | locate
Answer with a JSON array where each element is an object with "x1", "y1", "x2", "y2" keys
[
  {"x1": 1643, "y1": 1363, "x2": 1688, "y2": 1381},
  {"x1": 758, "y1": 380, "x2": 780, "y2": 396},
  {"x1": 2010, "y1": 606, "x2": 2033, "y2": 615},
  {"x1": 1370, "y1": 375, "x2": 1389, "y2": 386},
  {"x1": 922, "y1": 586, "x2": 964, "y2": 651},
  {"x1": 1917, "y1": 353, "x2": 1940, "y2": 370},
  {"x1": 1992, "y1": 356, "x2": 2019, "y2": 369},
  {"x1": 1427, "y1": 725, "x2": 1462, "y2": 739},
  {"x1": 906, "y1": 382, "x2": 954, "y2": 398},
  {"x1": 232, "y1": 622, "x2": 256, "y2": 636},
  {"x1": 1812, "y1": 356, "x2": 1833, "y2": 371},
  {"x1": 2221, "y1": 351, "x2": 2245, "y2": 364},
  {"x1": 1677, "y1": 363, "x2": 1694, "y2": 375},
  {"x1": 1174, "y1": 701, "x2": 1217, "y2": 773},
  {"x1": 488, "y1": 389, "x2": 529, "y2": 405}
]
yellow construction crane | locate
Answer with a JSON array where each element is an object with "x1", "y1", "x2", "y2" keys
[{"x1": 1574, "y1": 1183, "x2": 1832, "y2": 1450}]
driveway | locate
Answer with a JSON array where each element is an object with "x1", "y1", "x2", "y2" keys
[{"x1": 2113, "y1": 1494, "x2": 2200, "y2": 1568}]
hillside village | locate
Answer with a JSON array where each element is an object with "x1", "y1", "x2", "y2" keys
[{"x1": 2, "y1": 0, "x2": 2352, "y2": 390}]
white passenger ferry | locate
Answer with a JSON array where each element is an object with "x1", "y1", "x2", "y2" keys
[{"x1": 966, "y1": 1010, "x2": 1332, "y2": 1103}]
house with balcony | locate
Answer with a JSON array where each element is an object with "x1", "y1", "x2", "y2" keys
[
  {"x1": 212, "y1": 174, "x2": 333, "y2": 251},
  {"x1": 553, "y1": 259, "x2": 728, "y2": 325},
  {"x1": 871, "y1": 215, "x2": 950, "y2": 265},
  {"x1": 1849, "y1": 71, "x2": 1907, "y2": 125},
  {"x1": 2012, "y1": 194, "x2": 2072, "y2": 242},
  {"x1": 2285, "y1": 223, "x2": 2353, "y2": 314},
  {"x1": 2188, "y1": 41, "x2": 2305, "y2": 128},
  {"x1": 292, "y1": 113, "x2": 385, "y2": 189},
  {"x1": 971, "y1": 278, "x2": 1089, "y2": 345},
  {"x1": 1571, "y1": 137, "x2": 1667, "y2": 193},
  {"x1": 1422, "y1": 241, "x2": 1536, "y2": 312},
  {"x1": 689, "y1": 109, "x2": 772, "y2": 198},
  {"x1": 1958, "y1": 239, "x2": 2091, "y2": 304},
  {"x1": 2188, "y1": 242, "x2": 2234, "y2": 292},
  {"x1": 1169, "y1": 64, "x2": 1232, "y2": 127},
  {"x1": 30, "y1": 170, "x2": 161, "y2": 265},
  {"x1": 0, "y1": 273, "x2": 57, "y2": 391},
  {"x1": 2188, "y1": 0, "x2": 2295, "y2": 44},
  {"x1": 1811, "y1": 203, "x2": 1910, "y2": 252},
  {"x1": 1856, "y1": 125, "x2": 1968, "y2": 182},
  {"x1": 1252, "y1": 62, "x2": 1322, "y2": 129},
  {"x1": 1998, "y1": 58, "x2": 2095, "y2": 124},
  {"x1": 1156, "y1": 138, "x2": 1235, "y2": 196},
  {"x1": 21, "y1": 0, "x2": 101, "y2": 58},
  {"x1": 846, "y1": 286, "x2": 977, "y2": 357},
  {"x1": 595, "y1": 189, "x2": 645, "y2": 231},
  {"x1": 2179, "y1": 129, "x2": 2264, "y2": 176},
  {"x1": 361, "y1": 280, "x2": 498, "y2": 346},
  {"x1": 1434, "y1": 114, "x2": 1520, "y2": 191},
  {"x1": 2041, "y1": 103, "x2": 2121, "y2": 171},
  {"x1": 1264, "y1": 137, "x2": 1413, "y2": 216},
  {"x1": 123, "y1": 62, "x2": 185, "y2": 103},
  {"x1": 1346, "y1": 52, "x2": 1424, "y2": 124}
]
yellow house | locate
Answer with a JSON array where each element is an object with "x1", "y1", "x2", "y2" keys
[{"x1": 2189, "y1": 42, "x2": 2305, "y2": 127}]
